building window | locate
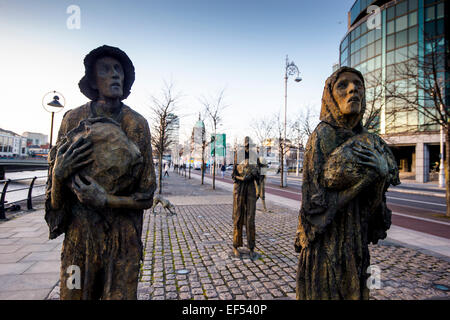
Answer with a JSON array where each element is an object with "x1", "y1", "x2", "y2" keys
[
  {"x1": 425, "y1": 6, "x2": 435, "y2": 22},
  {"x1": 396, "y1": 1, "x2": 408, "y2": 16},
  {"x1": 396, "y1": 29, "x2": 408, "y2": 47},
  {"x1": 408, "y1": 11, "x2": 417, "y2": 27},
  {"x1": 396, "y1": 15, "x2": 408, "y2": 32},
  {"x1": 409, "y1": 0, "x2": 418, "y2": 11},
  {"x1": 387, "y1": 6, "x2": 396, "y2": 21}
]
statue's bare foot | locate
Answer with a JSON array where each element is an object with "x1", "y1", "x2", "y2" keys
[{"x1": 233, "y1": 248, "x2": 240, "y2": 258}]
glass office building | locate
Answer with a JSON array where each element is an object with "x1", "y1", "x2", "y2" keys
[{"x1": 339, "y1": 0, "x2": 447, "y2": 182}]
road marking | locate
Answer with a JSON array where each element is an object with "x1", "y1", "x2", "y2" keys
[
  {"x1": 392, "y1": 212, "x2": 450, "y2": 226},
  {"x1": 387, "y1": 196, "x2": 446, "y2": 207}
]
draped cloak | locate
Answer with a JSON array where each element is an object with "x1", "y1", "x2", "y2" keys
[
  {"x1": 45, "y1": 102, "x2": 156, "y2": 300},
  {"x1": 294, "y1": 67, "x2": 400, "y2": 300}
]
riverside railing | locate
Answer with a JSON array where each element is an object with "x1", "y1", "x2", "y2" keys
[{"x1": 0, "y1": 175, "x2": 47, "y2": 219}]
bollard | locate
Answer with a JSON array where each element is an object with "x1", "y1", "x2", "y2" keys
[
  {"x1": 27, "y1": 177, "x2": 37, "y2": 210},
  {"x1": 0, "y1": 179, "x2": 11, "y2": 219}
]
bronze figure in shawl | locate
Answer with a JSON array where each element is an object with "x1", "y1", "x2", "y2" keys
[
  {"x1": 45, "y1": 45, "x2": 156, "y2": 299},
  {"x1": 232, "y1": 136, "x2": 260, "y2": 259},
  {"x1": 294, "y1": 67, "x2": 400, "y2": 300}
]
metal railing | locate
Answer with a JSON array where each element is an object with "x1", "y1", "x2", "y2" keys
[{"x1": 0, "y1": 175, "x2": 47, "y2": 219}]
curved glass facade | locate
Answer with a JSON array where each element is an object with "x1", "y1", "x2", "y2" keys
[{"x1": 340, "y1": 0, "x2": 447, "y2": 134}]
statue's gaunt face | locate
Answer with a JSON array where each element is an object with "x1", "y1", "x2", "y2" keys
[
  {"x1": 93, "y1": 56, "x2": 124, "y2": 99},
  {"x1": 332, "y1": 72, "x2": 364, "y2": 116}
]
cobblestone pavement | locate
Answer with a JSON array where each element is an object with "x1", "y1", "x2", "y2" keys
[
  {"x1": 136, "y1": 172, "x2": 450, "y2": 300},
  {"x1": 44, "y1": 172, "x2": 450, "y2": 300}
]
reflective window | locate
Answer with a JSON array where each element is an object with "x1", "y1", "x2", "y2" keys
[
  {"x1": 367, "y1": 43, "x2": 375, "y2": 58},
  {"x1": 396, "y1": 15, "x2": 408, "y2": 32},
  {"x1": 425, "y1": 21, "x2": 436, "y2": 37},
  {"x1": 396, "y1": 1, "x2": 407, "y2": 16},
  {"x1": 395, "y1": 47, "x2": 408, "y2": 63},
  {"x1": 436, "y1": 18, "x2": 444, "y2": 35},
  {"x1": 361, "y1": 46, "x2": 367, "y2": 61},
  {"x1": 408, "y1": 11, "x2": 417, "y2": 27},
  {"x1": 374, "y1": 28, "x2": 382, "y2": 40},
  {"x1": 425, "y1": 6, "x2": 435, "y2": 22},
  {"x1": 375, "y1": 55, "x2": 381, "y2": 69},
  {"x1": 375, "y1": 39, "x2": 382, "y2": 55},
  {"x1": 387, "y1": 6, "x2": 395, "y2": 20},
  {"x1": 367, "y1": 29, "x2": 374, "y2": 43},
  {"x1": 409, "y1": 0, "x2": 418, "y2": 11},
  {"x1": 387, "y1": 51, "x2": 395, "y2": 65},
  {"x1": 408, "y1": 43, "x2": 418, "y2": 58},
  {"x1": 436, "y1": 3, "x2": 444, "y2": 19},
  {"x1": 361, "y1": 33, "x2": 367, "y2": 47},
  {"x1": 396, "y1": 30, "x2": 408, "y2": 47},
  {"x1": 361, "y1": 21, "x2": 368, "y2": 35},
  {"x1": 387, "y1": 20, "x2": 395, "y2": 35},
  {"x1": 367, "y1": 58, "x2": 375, "y2": 72},
  {"x1": 355, "y1": 25, "x2": 361, "y2": 38},
  {"x1": 409, "y1": 25, "x2": 418, "y2": 43},
  {"x1": 387, "y1": 34, "x2": 395, "y2": 51}
]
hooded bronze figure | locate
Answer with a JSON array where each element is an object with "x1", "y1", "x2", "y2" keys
[
  {"x1": 294, "y1": 67, "x2": 400, "y2": 300},
  {"x1": 45, "y1": 45, "x2": 156, "y2": 299}
]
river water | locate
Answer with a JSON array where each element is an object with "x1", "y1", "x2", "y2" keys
[{"x1": 1, "y1": 170, "x2": 48, "y2": 205}]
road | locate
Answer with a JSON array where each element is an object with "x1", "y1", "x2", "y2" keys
[{"x1": 190, "y1": 169, "x2": 450, "y2": 240}]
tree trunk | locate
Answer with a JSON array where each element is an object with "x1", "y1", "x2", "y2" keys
[
  {"x1": 158, "y1": 153, "x2": 163, "y2": 194},
  {"x1": 446, "y1": 129, "x2": 450, "y2": 217},
  {"x1": 201, "y1": 146, "x2": 205, "y2": 185}
]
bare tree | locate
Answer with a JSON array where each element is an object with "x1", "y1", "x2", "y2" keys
[
  {"x1": 149, "y1": 81, "x2": 181, "y2": 194},
  {"x1": 273, "y1": 110, "x2": 294, "y2": 187},
  {"x1": 200, "y1": 89, "x2": 228, "y2": 190},
  {"x1": 251, "y1": 115, "x2": 275, "y2": 157},
  {"x1": 383, "y1": 34, "x2": 449, "y2": 216},
  {"x1": 291, "y1": 105, "x2": 320, "y2": 176}
]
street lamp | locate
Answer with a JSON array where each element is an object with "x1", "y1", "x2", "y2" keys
[
  {"x1": 42, "y1": 91, "x2": 65, "y2": 149},
  {"x1": 282, "y1": 55, "x2": 302, "y2": 188}
]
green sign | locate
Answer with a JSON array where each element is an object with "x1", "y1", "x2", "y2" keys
[{"x1": 211, "y1": 134, "x2": 226, "y2": 157}]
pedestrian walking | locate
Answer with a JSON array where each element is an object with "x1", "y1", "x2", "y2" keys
[
  {"x1": 221, "y1": 163, "x2": 226, "y2": 178},
  {"x1": 164, "y1": 162, "x2": 169, "y2": 177}
]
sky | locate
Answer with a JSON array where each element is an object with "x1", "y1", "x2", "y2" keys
[{"x1": 0, "y1": 0, "x2": 355, "y2": 145}]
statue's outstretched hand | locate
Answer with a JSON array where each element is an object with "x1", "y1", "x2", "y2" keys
[
  {"x1": 53, "y1": 137, "x2": 93, "y2": 182},
  {"x1": 71, "y1": 174, "x2": 107, "y2": 209}
]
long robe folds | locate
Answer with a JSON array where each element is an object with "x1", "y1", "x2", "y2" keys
[
  {"x1": 232, "y1": 160, "x2": 260, "y2": 251},
  {"x1": 45, "y1": 102, "x2": 156, "y2": 299},
  {"x1": 294, "y1": 67, "x2": 400, "y2": 300}
]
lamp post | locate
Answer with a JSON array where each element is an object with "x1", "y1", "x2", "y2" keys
[
  {"x1": 42, "y1": 91, "x2": 65, "y2": 149},
  {"x1": 282, "y1": 55, "x2": 302, "y2": 188}
]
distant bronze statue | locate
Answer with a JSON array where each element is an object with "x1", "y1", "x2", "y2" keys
[
  {"x1": 256, "y1": 156, "x2": 268, "y2": 212},
  {"x1": 294, "y1": 67, "x2": 400, "y2": 300},
  {"x1": 232, "y1": 137, "x2": 260, "y2": 259},
  {"x1": 45, "y1": 45, "x2": 156, "y2": 300}
]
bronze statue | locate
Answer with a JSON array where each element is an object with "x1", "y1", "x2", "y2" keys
[
  {"x1": 45, "y1": 45, "x2": 156, "y2": 300},
  {"x1": 256, "y1": 156, "x2": 268, "y2": 212},
  {"x1": 232, "y1": 137, "x2": 260, "y2": 259},
  {"x1": 294, "y1": 67, "x2": 400, "y2": 300}
]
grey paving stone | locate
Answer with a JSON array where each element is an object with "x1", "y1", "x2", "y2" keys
[{"x1": 0, "y1": 262, "x2": 35, "y2": 275}]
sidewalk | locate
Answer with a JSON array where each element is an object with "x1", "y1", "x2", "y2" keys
[{"x1": 1, "y1": 173, "x2": 449, "y2": 300}]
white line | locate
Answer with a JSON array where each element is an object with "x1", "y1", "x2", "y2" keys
[
  {"x1": 392, "y1": 212, "x2": 450, "y2": 226},
  {"x1": 387, "y1": 196, "x2": 446, "y2": 207}
]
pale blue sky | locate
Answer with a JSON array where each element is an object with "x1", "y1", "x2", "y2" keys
[{"x1": 0, "y1": 0, "x2": 355, "y2": 143}]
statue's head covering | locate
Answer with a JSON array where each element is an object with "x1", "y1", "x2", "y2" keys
[
  {"x1": 78, "y1": 45, "x2": 135, "y2": 101},
  {"x1": 319, "y1": 66, "x2": 366, "y2": 131}
]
